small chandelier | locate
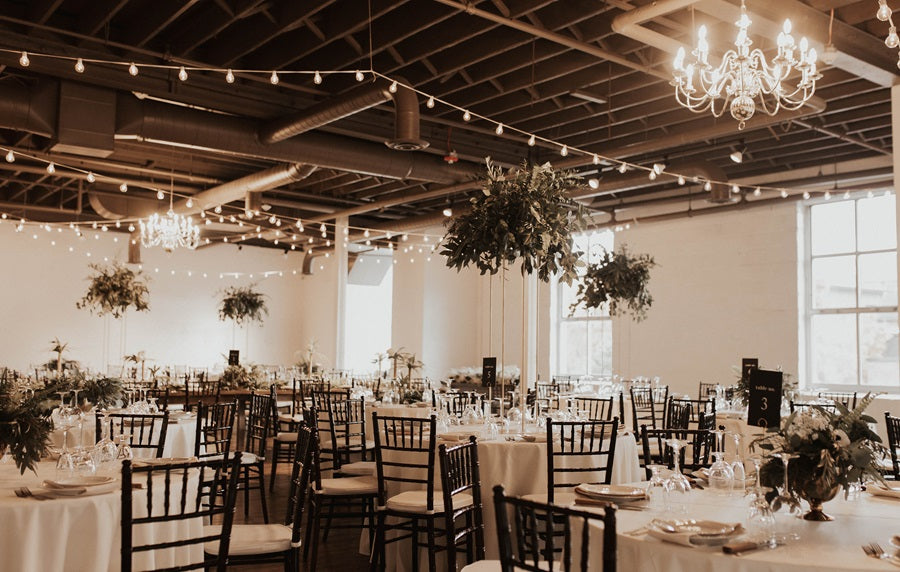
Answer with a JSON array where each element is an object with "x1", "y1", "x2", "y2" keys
[
  {"x1": 139, "y1": 181, "x2": 200, "y2": 251},
  {"x1": 671, "y1": 0, "x2": 820, "y2": 129}
]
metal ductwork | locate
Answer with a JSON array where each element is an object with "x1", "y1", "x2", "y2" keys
[
  {"x1": 384, "y1": 81, "x2": 428, "y2": 151},
  {"x1": 116, "y1": 94, "x2": 466, "y2": 183},
  {"x1": 172, "y1": 163, "x2": 317, "y2": 214},
  {"x1": 258, "y1": 81, "x2": 393, "y2": 144},
  {"x1": 0, "y1": 81, "x2": 57, "y2": 138}
]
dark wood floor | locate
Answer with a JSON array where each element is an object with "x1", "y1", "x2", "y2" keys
[{"x1": 236, "y1": 457, "x2": 371, "y2": 571}]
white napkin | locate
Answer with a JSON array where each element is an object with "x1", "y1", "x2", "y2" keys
[
  {"x1": 869, "y1": 485, "x2": 900, "y2": 500},
  {"x1": 647, "y1": 528, "x2": 696, "y2": 547}
]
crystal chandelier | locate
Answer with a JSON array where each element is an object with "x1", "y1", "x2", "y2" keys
[
  {"x1": 671, "y1": 0, "x2": 820, "y2": 129},
  {"x1": 139, "y1": 182, "x2": 200, "y2": 251}
]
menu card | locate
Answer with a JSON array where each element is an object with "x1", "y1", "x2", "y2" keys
[
  {"x1": 482, "y1": 357, "x2": 497, "y2": 387},
  {"x1": 228, "y1": 350, "x2": 240, "y2": 366},
  {"x1": 747, "y1": 368, "x2": 782, "y2": 428}
]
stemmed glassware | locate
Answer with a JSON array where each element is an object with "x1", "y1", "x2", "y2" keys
[
  {"x1": 746, "y1": 454, "x2": 777, "y2": 547},
  {"x1": 771, "y1": 453, "x2": 802, "y2": 516},
  {"x1": 708, "y1": 430, "x2": 734, "y2": 495},
  {"x1": 646, "y1": 464, "x2": 669, "y2": 513},
  {"x1": 663, "y1": 439, "x2": 691, "y2": 514},
  {"x1": 55, "y1": 396, "x2": 76, "y2": 477},
  {"x1": 730, "y1": 432, "x2": 746, "y2": 484}
]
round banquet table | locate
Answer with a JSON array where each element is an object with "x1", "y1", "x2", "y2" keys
[
  {"x1": 584, "y1": 485, "x2": 900, "y2": 572},
  {"x1": 0, "y1": 460, "x2": 202, "y2": 571},
  {"x1": 52, "y1": 412, "x2": 197, "y2": 458}
]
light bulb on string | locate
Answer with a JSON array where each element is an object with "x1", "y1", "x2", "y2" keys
[
  {"x1": 731, "y1": 184, "x2": 740, "y2": 194},
  {"x1": 780, "y1": 190, "x2": 788, "y2": 198},
  {"x1": 74, "y1": 58, "x2": 85, "y2": 73},
  {"x1": 296, "y1": 219, "x2": 304, "y2": 232},
  {"x1": 128, "y1": 224, "x2": 135, "y2": 232},
  {"x1": 355, "y1": 70, "x2": 365, "y2": 82},
  {"x1": 426, "y1": 96, "x2": 435, "y2": 108},
  {"x1": 214, "y1": 205, "x2": 222, "y2": 214},
  {"x1": 46, "y1": 162, "x2": 55, "y2": 174},
  {"x1": 878, "y1": 0, "x2": 892, "y2": 21},
  {"x1": 843, "y1": 190, "x2": 850, "y2": 199},
  {"x1": 178, "y1": 66, "x2": 188, "y2": 81},
  {"x1": 128, "y1": 63, "x2": 139, "y2": 76},
  {"x1": 86, "y1": 171, "x2": 95, "y2": 183},
  {"x1": 592, "y1": 154, "x2": 600, "y2": 165},
  {"x1": 528, "y1": 134, "x2": 536, "y2": 146},
  {"x1": 5, "y1": 150, "x2": 14, "y2": 163},
  {"x1": 389, "y1": 81, "x2": 398, "y2": 93},
  {"x1": 119, "y1": 183, "x2": 128, "y2": 193},
  {"x1": 313, "y1": 71, "x2": 322, "y2": 84},
  {"x1": 186, "y1": 198, "x2": 193, "y2": 208},
  {"x1": 648, "y1": 170, "x2": 657, "y2": 181},
  {"x1": 225, "y1": 69, "x2": 235, "y2": 83},
  {"x1": 270, "y1": 70, "x2": 279, "y2": 84},
  {"x1": 157, "y1": 190, "x2": 165, "y2": 200},
  {"x1": 703, "y1": 181, "x2": 712, "y2": 191},
  {"x1": 677, "y1": 175, "x2": 685, "y2": 185},
  {"x1": 824, "y1": 190, "x2": 832, "y2": 200},
  {"x1": 19, "y1": 51, "x2": 29, "y2": 67},
  {"x1": 462, "y1": 110, "x2": 471, "y2": 122},
  {"x1": 495, "y1": 123, "x2": 504, "y2": 135},
  {"x1": 560, "y1": 145, "x2": 568, "y2": 157},
  {"x1": 319, "y1": 223, "x2": 326, "y2": 233},
  {"x1": 753, "y1": 187, "x2": 762, "y2": 197},
  {"x1": 364, "y1": 229, "x2": 370, "y2": 238},
  {"x1": 618, "y1": 163, "x2": 628, "y2": 174}
]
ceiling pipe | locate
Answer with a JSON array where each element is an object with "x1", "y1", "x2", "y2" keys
[
  {"x1": 0, "y1": 81, "x2": 57, "y2": 138},
  {"x1": 432, "y1": 0, "x2": 670, "y2": 81},
  {"x1": 172, "y1": 163, "x2": 317, "y2": 214}
]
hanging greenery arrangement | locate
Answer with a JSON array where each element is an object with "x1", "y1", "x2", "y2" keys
[
  {"x1": 76, "y1": 262, "x2": 150, "y2": 318},
  {"x1": 441, "y1": 159, "x2": 586, "y2": 284},
  {"x1": 571, "y1": 246, "x2": 656, "y2": 321},
  {"x1": 0, "y1": 379, "x2": 53, "y2": 474},
  {"x1": 218, "y1": 284, "x2": 268, "y2": 327}
]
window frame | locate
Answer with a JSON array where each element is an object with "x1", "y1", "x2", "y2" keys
[{"x1": 803, "y1": 191, "x2": 899, "y2": 392}]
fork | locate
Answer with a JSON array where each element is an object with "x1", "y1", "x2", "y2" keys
[
  {"x1": 863, "y1": 543, "x2": 900, "y2": 567},
  {"x1": 15, "y1": 487, "x2": 52, "y2": 500}
]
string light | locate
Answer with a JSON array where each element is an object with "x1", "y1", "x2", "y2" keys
[
  {"x1": 74, "y1": 58, "x2": 85, "y2": 73},
  {"x1": 5, "y1": 150, "x2": 14, "y2": 163},
  {"x1": 225, "y1": 69, "x2": 235, "y2": 83},
  {"x1": 178, "y1": 66, "x2": 188, "y2": 81},
  {"x1": 426, "y1": 96, "x2": 435, "y2": 108},
  {"x1": 528, "y1": 134, "x2": 536, "y2": 146},
  {"x1": 270, "y1": 70, "x2": 279, "y2": 85},
  {"x1": 19, "y1": 51, "x2": 29, "y2": 66},
  {"x1": 119, "y1": 182, "x2": 128, "y2": 193},
  {"x1": 560, "y1": 145, "x2": 568, "y2": 157},
  {"x1": 462, "y1": 110, "x2": 471, "y2": 122},
  {"x1": 355, "y1": 70, "x2": 365, "y2": 82},
  {"x1": 128, "y1": 62, "x2": 139, "y2": 76},
  {"x1": 157, "y1": 190, "x2": 165, "y2": 200},
  {"x1": 46, "y1": 162, "x2": 55, "y2": 174},
  {"x1": 780, "y1": 190, "x2": 789, "y2": 198},
  {"x1": 86, "y1": 172, "x2": 95, "y2": 183},
  {"x1": 495, "y1": 123, "x2": 504, "y2": 135},
  {"x1": 389, "y1": 81, "x2": 398, "y2": 93},
  {"x1": 313, "y1": 71, "x2": 322, "y2": 84}
]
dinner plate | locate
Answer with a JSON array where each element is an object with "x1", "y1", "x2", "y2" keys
[
  {"x1": 437, "y1": 431, "x2": 478, "y2": 442},
  {"x1": 520, "y1": 434, "x2": 547, "y2": 443},
  {"x1": 575, "y1": 483, "x2": 646, "y2": 500},
  {"x1": 43, "y1": 476, "x2": 116, "y2": 489},
  {"x1": 868, "y1": 485, "x2": 900, "y2": 500},
  {"x1": 651, "y1": 519, "x2": 741, "y2": 536},
  {"x1": 41, "y1": 476, "x2": 119, "y2": 497}
]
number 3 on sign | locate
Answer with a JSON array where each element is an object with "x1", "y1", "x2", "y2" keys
[{"x1": 760, "y1": 397, "x2": 767, "y2": 411}]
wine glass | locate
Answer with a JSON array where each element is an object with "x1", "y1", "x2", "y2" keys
[
  {"x1": 646, "y1": 464, "x2": 669, "y2": 513},
  {"x1": 771, "y1": 453, "x2": 802, "y2": 516},
  {"x1": 663, "y1": 439, "x2": 692, "y2": 515},
  {"x1": 116, "y1": 433, "x2": 134, "y2": 461},
  {"x1": 55, "y1": 403, "x2": 76, "y2": 478},
  {"x1": 730, "y1": 432, "x2": 746, "y2": 485}
]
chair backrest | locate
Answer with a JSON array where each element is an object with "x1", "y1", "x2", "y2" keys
[
  {"x1": 492, "y1": 485, "x2": 616, "y2": 572},
  {"x1": 818, "y1": 391, "x2": 857, "y2": 409},
  {"x1": 98, "y1": 412, "x2": 170, "y2": 458},
  {"x1": 885, "y1": 412, "x2": 900, "y2": 479},
  {"x1": 630, "y1": 386, "x2": 666, "y2": 433},
  {"x1": 328, "y1": 398, "x2": 368, "y2": 466},
  {"x1": 571, "y1": 396, "x2": 615, "y2": 421},
  {"x1": 244, "y1": 391, "x2": 272, "y2": 457},
  {"x1": 285, "y1": 426, "x2": 314, "y2": 543},
  {"x1": 299, "y1": 379, "x2": 330, "y2": 406},
  {"x1": 194, "y1": 400, "x2": 237, "y2": 460},
  {"x1": 640, "y1": 425, "x2": 713, "y2": 477},
  {"x1": 120, "y1": 454, "x2": 242, "y2": 572},
  {"x1": 697, "y1": 382, "x2": 718, "y2": 400},
  {"x1": 371, "y1": 413, "x2": 437, "y2": 509},
  {"x1": 546, "y1": 418, "x2": 619, "y2": 502},
  {"x1": 183, "y1": 376, "x2": 219, "y2": 409},
  {"x1": 439, "y1": 436, "x2": 486, "y2": 567},
  {"x1": 553, "y1": 377, "x2": 575, "y2": 394},
  {"x1": 665, "y1": 399, "x2": 692, "y2": 430},
  {"x1": 666, "y1": 397, "x2": 715, "y2": 430}
]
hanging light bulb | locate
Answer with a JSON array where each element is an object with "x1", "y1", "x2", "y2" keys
[
  {"x1": 389, "y1": 80, "x2": 398, "y2": 93},
  {"x1": 495, "y1": 123, "x2": 504, "y2": 135},
  {"x1": 363, "y1": 229, "x2": 370, "y2": 238},
  {"x1": 592, "y1": 154, "x2": 600, "y2": 165},
  {"x1": 802, "y1": 191, "x2": 811, "y2": 199},
  {"x1": 560, "y1": 145, "x2": 568, "y2": 156},
  {"x1": 527, "y1": 134, "x2": 536, "y2": 146},
  {"x1": 648, "y1": 171, "x2": 657, "y2": 181},
  {"x1": 426, "y1": 96, "x2": 435, "y2": 108},
  {"x1": 270, "y1": 70, "x2": 279, "y2": 84},
  {"x1": 878, "y1": 0, "x2": 892, "y2": 21},
  {"x1": 313, "y1": 71, "x2": 322, "y2": 84},
  {"x1": 731, "y1": 184, "x2": 740, "y2": 194},
  {"x1": 157, "y1": 190, "x2": 165, "y2": 200},
  {"x1": 225, "y1": 68, "x2": 235, "y2": 83},
  {"x1": 402, "y1": 234, "x2": 409, "y2": 241},
  {"x1": 296, "y1": 219, "x2": 304, "y2": 232},
  {"x1": 355, "y1": 70, "x2": 365, "y2": 82},
  {"x1": 753, "y1": 187, "x2": 762, "y2": 197},
  {"x1": 178, "y1": 66, "x2": 188, "y2": 81},
  {"x1": 19, "y1": 51, "x2": 29, "y2": 67},
  {"x1": 677, "y1": 175, "x2": 686, "y2": 185},
  {"x1": 462, "y1": 110, "x2": 471, "y2": 122},
  {"x1": 618, "y1": 163, "x2": 628, "y2": 174},
  {"x1": 319, "y1": 223, "x2": 326, "y2": 233},
  {"x1": 186, "y1": 198, "x2": 193, "y2": 208},
  {"x1": 214, "y1": 205, "x2": 222, "y2": 214},
  {"x1": 128, "y1": 62, "x2": 139, "y2": 76},
  {"x1": 780, "y1": 189, "x2": 789, "y2": 198},
  {"x1": 887, "y1": 26, "x2": 900, "y2": 49},
  {"x1": 86, "y1": 171, "x2": 95, "y2": 183},
  {"x1": 119, "y1": 183, "x2": 128, "y2": 193},
  {"x1": 703, "y1": 181, "x2": 712, "y2": 191},
  {"x1": 128, "y1": 224, "x2": 135, "y2": 232},
  {"x1": 824, "y1": 190, "x2": 832, "y2": 200},
  {"x1": 843, "y1": 190, "x2": 851, "y2": 199},
  {"x1": 5, "y1": 150, "x2": 14, "y2": 163},
  {"x1": 74, "y1": 58, "x2": 85, "y2": 73},
  {"x1": 46, "y1": 162, "x2": 55, "y2": 174}
]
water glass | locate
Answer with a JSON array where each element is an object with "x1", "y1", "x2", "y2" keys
[{"x1": 646, "y1": 465, "x2": 668, "y2": 513}]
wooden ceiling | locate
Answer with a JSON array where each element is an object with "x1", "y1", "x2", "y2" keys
[{"x1": 0, "y1": 0, "x2": 894, "y2": 248}]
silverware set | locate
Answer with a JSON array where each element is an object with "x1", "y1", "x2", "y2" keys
[
  {"x1": 862, "y1": 543, "x2": 900, "y2": 566},
  {"x1": 13, "y1": 487, "x2": 53, "y2": 500}
]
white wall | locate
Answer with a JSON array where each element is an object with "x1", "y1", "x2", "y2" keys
[{"x1": 0, "y1": 223, "x2": 305, "y2": 372}]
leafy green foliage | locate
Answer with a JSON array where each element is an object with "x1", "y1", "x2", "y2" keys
[
  {"x1": 441, "y1": 159, "x2": 586, "y2": 283},
  {"x1": 571, "y1": 246, "x2": 656, "y2": 321},
  {"x1": 47, "y1": 370, "x2": 124, "y2": 409},
  {"x1": 0, "y1": 380, "x2": 53, "y2": 474},
  {"x1": 218, "y1": 285, "x2": 268, "y2": 326},
  {"x1": 219, "y1": 364, "x2": 267, "y2": 390},
  {"x1": 76, "y1": 262, "x2": 150, "y2": 319}
]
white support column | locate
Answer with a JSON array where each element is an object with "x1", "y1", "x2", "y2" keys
[
  {"x1": 335, "y1": 216, "x2": 348, "y2": 370},
  {"x1": 520, "y1": 271, "x2": 538, "y2": 429},
  {"x1": 892, "y1": 85, "x2": 900, "y2": 378}
]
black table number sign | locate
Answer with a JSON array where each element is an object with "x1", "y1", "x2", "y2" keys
[
  {"x1": 482, "y1": 357, "x2": 497, "y2": 387},
  {"x1": 228, "y1": 350, "x2": 240, "y2": 366},
  {"x1": 741, "y1": 358, "x2": 759, "y2": 385},
  {"x1": 747, "y1": 369, "x2": 783, "y2": 428}
]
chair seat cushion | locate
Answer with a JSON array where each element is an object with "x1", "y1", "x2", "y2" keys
[
  {"x1": 385, "y1": 490, "x2": 473, "y2": 513},
  {"x1": 278, "y1": 413, "x2": 303, "y2": 424},
  {"x1": 461, "y1": 560, "x2": 502, "y2": 572},
  {"x1": 315, "y1": 475, "x2": 378, "y2": 495},
  {"x1": 204, "y1": 524, "x2": 293, "y2": 556},
  {"x1": 338, "y1": 461, "x2": 376, "y2": 476},
  {"x1": 239, "y1": 451, "x2": 263, "y2": 464},
  {"x1": 275, "y1": 431, "x2": 297, "y2": 443}
]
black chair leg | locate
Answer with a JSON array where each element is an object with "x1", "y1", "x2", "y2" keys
[
  {"x1": 411, "y1": 519, "x2": 419, "y2": 572},
  {"x1": 322, "y1": 501, "x2": 336, "y2": 541},
  {"x1": 309, "y1": 496, "x2": 323, "y2": 570},
  {"x1": 427, "y1": 519, "x2": 437, "y2": 572},
  {"x1": 257, "y1": 463, "x2": 269, "y2": 523},
  {"x1": 269, "y1": 443, "x2": 279, "y2": 492}
]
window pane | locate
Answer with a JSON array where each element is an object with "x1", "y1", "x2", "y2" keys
[
  {"x1": 859, "y1": 312, "x2": 899, "y2": 387},
  {"x1": 811, "y1": 255, "x2": 856, "y2": 309},
  {"x1": 560, "y1": 282, "x2": 587, "y2": 318},
  {"x1": 588, "y1": 320, "x2": 613, "y2": 377},
  {"x1": 857, "y1": 194, "x2": 897, "y2": 252},
  {"x1": 559, "y1": 321, "x2": 587, "y2": 375},
  {"x1": 809, "y1": 314, "x2": 857, "y2": 386},
  {"x1": 858, "y1": 252, "x2": 898, "y2": 307},
  {"x1": 810, "y1": 201, "x2": 855, "y2": 255}
]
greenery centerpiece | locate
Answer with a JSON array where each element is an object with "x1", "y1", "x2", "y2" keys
[
  {"x1": 570, "y1": 246, "x2": 656, "y2": 321},
  {"x1": 296, "y1": 339, "x2": 324, "y2": 377},
  {"x1": 76, "y1": 262, "x2": 150, "y2": 318},
  {"x1": 47, "y1": 369, "x2": 123, "y2": 410},
  {"x1": 219, "y1": 363, "x2": 267, "y2": 390},
  {"x1": 442, "y1": 158, "x2": 585, "y2": 282},
  {"x1": 0, "y1": 379, "x2": 53, "y2": 474},
  {"x1": 218, "y1": 284, "x2": 268, "y2": 326},
  {"x1": 754, "y1": 394, "x2": 884, "y2": 521}
]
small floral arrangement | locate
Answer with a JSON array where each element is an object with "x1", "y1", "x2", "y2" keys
[
  {"x1": 448, "y1": 365, "x2": 520, "y2": 385},
  {"x1": 47, "y1": 370, "x2": 123, "y2": 409},
  {"x1": 754, "y1": 393, "x2": 884, "y2": 510},
  {"x1": 571, "y1": 246, "x2": 656, "y2": 321},
  {"x1": 0, "y1": 379, "x2": 53, "y2": 474},
  {"x1": 76, "y1": 262, "x2": 150, "y2": 318},
  {"x1": 219, "y1": 363, "x2": 267, "y2": 390}
]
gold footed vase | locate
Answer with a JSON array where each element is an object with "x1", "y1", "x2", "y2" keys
[{"x1": 799, "y1": 481, "x2": 841, "y2": 521}]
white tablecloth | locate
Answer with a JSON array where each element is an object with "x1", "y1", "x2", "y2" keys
[
  {"x1": 0, "y1": 460, "x2": 202, "y2": 571},
  {"x1": 52, "y1": 413, "x2": 197, "y2": 458},
  {"x1": 587, "y1": 485, "x2": 900, "y2": 572},
  {"x1": 365, "y1": 403, "x2": 433, "y2": 440}
]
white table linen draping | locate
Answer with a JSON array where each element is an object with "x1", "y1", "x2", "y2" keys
[
  {"x1": 0, "y1": 460, "x2": 202, "y2": 571},
  {"x1": 582, "y1": 484, "x2": 900, "y2": 572}
]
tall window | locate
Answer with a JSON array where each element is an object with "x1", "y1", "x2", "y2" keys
[
  {"x1": 344, "y1": 254, "x2": 393, "y2": 374},
  {"x1": 805, "y1": 192, "x2": 899, "y2": 390},
  {"x1": 554, "y1": 230, "x2": 614, "y2": 377}
]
